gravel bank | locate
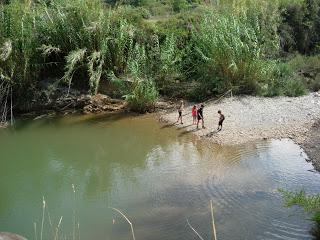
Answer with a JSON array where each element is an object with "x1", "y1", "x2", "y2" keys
[
  {"x1": 162, "y1": 93, "x2": 320, "y2": 168},
  {"x1": 301, "y1": 120, "x2": 320, "y2": 171}
]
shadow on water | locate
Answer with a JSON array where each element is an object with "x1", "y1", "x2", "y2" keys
[
  {"x1": 177, "y1": 126, "x2": 207, "y2": 137},
  {"x1": 311, "y1": 224, "x2": 320, "y2": 240},
  {"x1": 13, "y1": 112, "x2": 135, "y2": 131}
]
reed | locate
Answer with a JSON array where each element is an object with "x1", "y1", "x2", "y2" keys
[
  {"x1": 53, "y1": 216, "x2": 63, "y2": 240},
  {"x1": 189, "y1": 6, "x2": 280, "y2": 97},
  {"x1": 210, "y1": 200, "x2": 217, "y2": 240},
  {"x1": 186, "y1": 218, "x2": 205, "y2": 240},
  {"x1": 34, "y1": 222, "x2": 37, "y2": 240},
  {"x1": 41, "y1": 197, "x2": 46, "y2": 240},
  {"x1": 186, "y1": 200, "x2": 218, "y2": 240},
  {"x1": 109, "y1": 207, "x2": 136, "y2": 240},
  {"x1": 0, "y1": 0, "x2": 316, "y2": 115},
  {"x1": 72, "y1": 184, "x2": 76, "y2": 240}
]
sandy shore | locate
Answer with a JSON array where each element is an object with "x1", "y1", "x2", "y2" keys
[{"x1": 162, "y1": 92, "x2": 320, "y2": 168}]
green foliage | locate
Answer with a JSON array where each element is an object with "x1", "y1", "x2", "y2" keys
[
  {"x1": 172, "y1": 0, "x2": 189, "y2": 13},
  {"x1": 283, "y1": 76, "x2": 307, "y2": 96},
  {"x1": 125, "y1": 79, "x2": 158, "y2": 112},
  {"x1": 189, "y1": 7, "x2": 279, "y2": 98},
  {"x1": 280, "y1": 189, "x2": 320, "y2": 224},
  {"x1": 279, "y1": 0, "x2": 320, "y2": 54},
  {"x1": 258, "y1": 61, "x2": 307, "y2": 97},
  {"x1": 2, "y1": 0, "x2": 320, "y2": 115},
  {"x1": 0, "y1": 0, "x2": 164, "y2": 111},
  {"x1": 288, "y1": 54, "x2": 320, "y2": 91}
]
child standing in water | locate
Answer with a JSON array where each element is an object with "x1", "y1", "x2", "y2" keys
[
  {"x1": 192, "y1": 105, "x2": 197, "y2": 125},
  {"x1": 217, "y1": 110, "x2": 225, "y2": 131},
  {"x1": 176, "y1": 100, "x2": 184, "y2": 124},
  {"x1": 197, "y1": 104, "x2": 205, "y2": 129}
]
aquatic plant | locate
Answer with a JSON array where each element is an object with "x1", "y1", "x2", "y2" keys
[
  {"x1": 280, "y1": 189, "x2": 320, "y2": 238},
  {"x1": 109, "y1": 207, "x2": 136, "y2": 240},
  {"x1": 32, "y1": 185, "x2": 80, "y2": 240}
]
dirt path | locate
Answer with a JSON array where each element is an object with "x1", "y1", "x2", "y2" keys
[{"x1": 162, "y1": 92, "x2": 320, "y2": 167}]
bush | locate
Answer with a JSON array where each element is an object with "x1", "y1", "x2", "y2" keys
[
  {"x1": 288, "y1": 54, "x2": 320, "y2": 91},
  {"x1": 279, "y1": 0, "x2": 320, "y2": 54},
  {"x1": 258, "y1": 61, "x2": 307, "y2": 97},
  {"x1": 125, "y1": 79, "x2": 159, "y2": 112},
  {"x1": 188, "y1": 7, "x2": 280, "y2": 99},
  {"x1": 283, "y1": 76, "x2": 307, "y2": 96}
]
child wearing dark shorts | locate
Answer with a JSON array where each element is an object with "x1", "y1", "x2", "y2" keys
[
  {"x1": 217, "y1": 110, "x2": 225, "y2": 131},
  {"x1": 197, "y1": 104, "x2": 205, "y2": 129},
  {"x1": 176, "y1": 100, "x2": 184, "y2": 124}
]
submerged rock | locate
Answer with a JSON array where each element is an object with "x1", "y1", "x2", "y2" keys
[{"x1": 0, "y1": 232, "x2": 27, "y2": 240}]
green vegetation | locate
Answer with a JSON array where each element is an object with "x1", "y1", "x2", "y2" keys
[
  {"x1": 0, "y1": 0, "x2": 320, "y2": 114},
  {"x1": 280, "y1": 189, "x2": 320, "y2": 238}
]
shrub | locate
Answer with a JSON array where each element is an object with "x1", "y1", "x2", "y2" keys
[
  {"x1": 279, "y1": 0, "x2": 320, "y2": 54},
  {"x1": 288, "y1": 54, "x2": 320, "y2": 91},
  {"x1": 125, "y1": 79, "x2": 159, "y2": 112},
  {"x1": 283, "y1": 76, "x2": 307, "y2": 96},
  {"x1": 189, "y1": 7, "x2": 280, "y2": 99}
]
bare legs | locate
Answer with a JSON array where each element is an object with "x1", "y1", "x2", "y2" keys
[
  {"x1": 197, "y1": 118, "x2": 205, "y2": 129},
  {"x1": 193, "y1": 116, "x2": 197, "y2": 125},
  {"x1": 176, "y1": 111, "x2": 183, "y2": 124}
]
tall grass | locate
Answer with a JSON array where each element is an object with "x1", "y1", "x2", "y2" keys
[
  {"x1": 0, "y1": 0, "x2": 183, "y2": 112},
  {"x1": 189, "y1": 7, "x2": 279, "y2": 98},
  {"x1": 280, "y1": 189, "x2": 320, "y2": 237}
]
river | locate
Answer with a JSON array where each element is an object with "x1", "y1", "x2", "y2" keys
[{"x1": 0, "y1": 114, "x2": 319, "y2": 240}]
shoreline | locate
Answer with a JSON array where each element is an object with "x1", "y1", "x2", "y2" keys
[
  {"x1": 3, "y1": 91, "x2": 320, "y2": 170},
  {"x1": 161, "y1": 92, "x2": 320, "y2": 170},
  {"x1": 300, "y1": 120, "x2": 320, "y2": 171}
]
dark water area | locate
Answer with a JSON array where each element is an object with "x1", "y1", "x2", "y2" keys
[{"x1": 0, "y1": 114, "x2": 319, "y2": 240}]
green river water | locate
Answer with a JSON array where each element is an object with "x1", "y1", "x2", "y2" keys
[{"x1": 0, "y1": 113, "x2": 319, "y2": 240}]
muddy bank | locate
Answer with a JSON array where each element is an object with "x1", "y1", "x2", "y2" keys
[
  {"x1": 13, "y1": 91, "x2": 175, "y2": 122},
  {"x1": 17, "y1": 90, "x2": 127, "y2": 116},
  {"x1": 162, "y1": 92, "x2": 320, "y2": 169},
  {"x1": 301, "y1": 120, "x2": 320, "y2": 171},
  {"x1": 14, "y1": 84, "x2": 176, "y2": 119}
]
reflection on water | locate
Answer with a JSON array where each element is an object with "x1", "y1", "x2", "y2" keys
[{"x1": 0, "y1": 113, "x2": 319, "y2": 240}]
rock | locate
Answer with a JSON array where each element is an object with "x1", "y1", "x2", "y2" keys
[
  {"x1": 33, "y1": 114, "x2": 49, "y2": 120},
  {"x1": 0, "y1": 122, "x2": 9, "y2": 128},
  {"x1": 0, "y1": 232, "x2": 27, "y2": 240}
]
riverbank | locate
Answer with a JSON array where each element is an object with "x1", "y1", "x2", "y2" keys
[
  {"x1": 301, "y1": 120, "x2": 320, "y2": 171},
  {"x1": 162, "y1": 92, "x2": 320, "y2": 170}
]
